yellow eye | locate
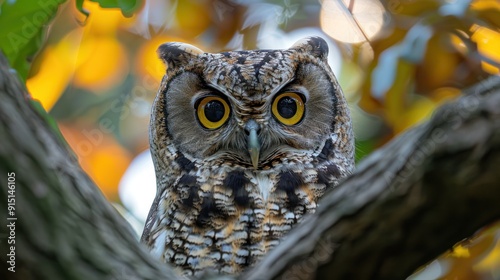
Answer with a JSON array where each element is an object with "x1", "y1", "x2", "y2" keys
[
  {"x1": 196, "y1": 96, "x2": 230, "y2": 129},
  {"x1": 272, "y1": 92, "x2": 305, "y2": 126}
]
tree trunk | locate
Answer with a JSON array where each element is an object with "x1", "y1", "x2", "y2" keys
[{"x1": 0, "y1": 52, "x2": 499, "y2": 280}]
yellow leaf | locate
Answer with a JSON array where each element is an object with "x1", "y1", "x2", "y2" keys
[
  {"x1": 384, "y1": 60, "x2": 414, "y2": 129},
  {"x1": 471, "y1": 0, "x2": 500, "y2": 10},
  {"x1": 471, "y1": 0, "x2": 500, "y2": 29},
  {"x1": 471, "y1": 26, "x2": 500, "y2": 75},
  {"x1": 416, "y1": 34, "x2": 462, "y2": 91}
]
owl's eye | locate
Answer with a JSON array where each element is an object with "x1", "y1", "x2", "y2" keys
[
  {"x1": 272, "y1": 92, "x2": 305, "y2": 126},
  {"x1": 196, "y1": 96, "x2": 230, "y2": 129}
]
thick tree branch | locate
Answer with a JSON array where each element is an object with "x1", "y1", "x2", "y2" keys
[
  {"x1": 0, "y1": 55, "x2": 180, "y2": 279},
  {"x1": 244, "y1": 77, "x2": 500, "y2": 280},
  {"x1": 0, "y1": 51, "x2": 499, "y2": 280}
]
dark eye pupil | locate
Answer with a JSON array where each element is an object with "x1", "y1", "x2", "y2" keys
[
  {"x1": 277, "y1": 97, "x2": 297, "y2": 119},
  {"x1": 204, "y1": 100, "x2": 225, "y2": 122}
]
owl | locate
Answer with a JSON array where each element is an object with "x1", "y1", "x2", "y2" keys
[{"x1": 141, "y1": 36, "x2": 355, "y2": 276}]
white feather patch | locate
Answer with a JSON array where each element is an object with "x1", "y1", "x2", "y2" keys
[
  {"x1": 250, "y1": 172, "x2": 274, "y2": 201},
  {"x1": 151, "y1": 230, "x2": 167, "y2": 260}
]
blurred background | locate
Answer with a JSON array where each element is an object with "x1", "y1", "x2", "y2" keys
[{"x1": 20, "y1": 0, "x2": 500, "y2": 278}]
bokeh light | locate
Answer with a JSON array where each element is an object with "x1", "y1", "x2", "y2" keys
[
  {"x1": 119, "y1": 149, "x2": 156, "y2": 222},
  {"x1": 59, "y1": 123, "x2": 132, "y2": 199},
  {"x1": 320, "y1": 0, "x2": 386, "y2": 44}
]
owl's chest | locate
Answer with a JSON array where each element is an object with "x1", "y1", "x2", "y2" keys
[
  {"x1": 169, "y1": 168, "x2": 323, "y2": 225},
  {"x1": 158, "y1": 167, "x2": 327, "y2": 274}
]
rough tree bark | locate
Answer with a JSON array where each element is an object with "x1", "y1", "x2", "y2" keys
[
  {"x1": 0, "y1": 54, "x2": 178, "y2": 280},
  {"x1": 244, "y1": 77, "x2": 500, "y2": 280},
  {"x1": 0, "y1": 51, "x2": 499, "y2": 280}
]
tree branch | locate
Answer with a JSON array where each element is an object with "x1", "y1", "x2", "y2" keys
[
  {"x1": 0, "y1": 54, "x2": 181, "y2": 279},
  {"x1": 243, "y1": 77, "x2": 500, "y2": 280},
  {"x1": 0, "y1": 51, "x2": 499, "y2": 280}
]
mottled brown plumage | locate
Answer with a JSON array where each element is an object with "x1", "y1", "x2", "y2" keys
[{"x1": 141, "y1": 37, "x2": 354, "y2": 276}]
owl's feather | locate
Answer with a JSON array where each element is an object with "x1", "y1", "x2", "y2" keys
[{"x1": 141, "y1": 37, "x2": 354, "y2": 276}]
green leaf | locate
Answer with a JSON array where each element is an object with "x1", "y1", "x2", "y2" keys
[
  {"x1": 0, "y1": 0, "x2": 67, "y2": 81},
  {"x1": 76, "y1": 0, "x2": 142, "y2": 18},
  {"x1": 75, "y1": 0, "x2": 88, "y2": 17}
]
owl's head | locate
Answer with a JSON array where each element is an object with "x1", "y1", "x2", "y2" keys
[{"x1": 150, "y1": 37, "x2": 353, "y2": 174}]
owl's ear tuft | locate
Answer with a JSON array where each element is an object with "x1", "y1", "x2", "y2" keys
[
  {"x1": 290, "y1": 37, "x2": 329, "y2": 61},
  {"x1": 157, "y1": 42, "x2": 205, "y2": 70}
]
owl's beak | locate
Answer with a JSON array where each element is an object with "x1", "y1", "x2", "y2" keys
[{"x1": 245, "y1": 119, "x2": 261, "y2": 169}]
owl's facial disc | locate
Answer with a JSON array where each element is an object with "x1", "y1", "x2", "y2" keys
[{"x1": 157, "y1": 37, "x2": 342, "y2": 170}]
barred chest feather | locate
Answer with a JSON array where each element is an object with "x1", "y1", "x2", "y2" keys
[{"x1": 145, "y1": 143, "x2": 345, "y2": 276}]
